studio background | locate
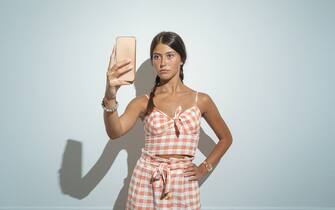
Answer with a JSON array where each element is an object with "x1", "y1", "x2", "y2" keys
[{"x1": 0, "y1": 0, "x2": 334, "y2": 209}]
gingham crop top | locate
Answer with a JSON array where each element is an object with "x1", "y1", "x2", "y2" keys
[{"x1": 142, "y1": 91, "x2": 201, "y2": 156}]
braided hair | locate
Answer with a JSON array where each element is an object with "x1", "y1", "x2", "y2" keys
[{"x1": 145, "y1": 31, "x2": 187, "y2": 117}]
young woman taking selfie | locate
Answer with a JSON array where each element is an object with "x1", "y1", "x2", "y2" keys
[{"x1": 102, "y1": 31, "x2": 233, "y2": 209}]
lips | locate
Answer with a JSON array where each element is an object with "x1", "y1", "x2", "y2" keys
[{"x1": 159, "y1": 69, "x2": 169, "y2": 74}]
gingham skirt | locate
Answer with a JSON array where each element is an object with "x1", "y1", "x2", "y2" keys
[{"x1": 126, "y1": 148, "x2": 201, "y2": 210}]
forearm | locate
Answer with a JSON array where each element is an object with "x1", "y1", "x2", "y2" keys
[
  {"x1": 103, "y1": 98, "x2": 122, "y2": 139},
  {"x1": 201, "y1": 136, "x2": 233, "y2": 170}
]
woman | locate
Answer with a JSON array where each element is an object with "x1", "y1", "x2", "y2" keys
[{"x1": 102, "y1": 31, "x2": 233, "y2": 209}]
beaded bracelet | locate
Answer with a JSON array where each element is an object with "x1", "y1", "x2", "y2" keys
[{"x1": 101, "y1": 98, "x2": 118, "y2": 113}]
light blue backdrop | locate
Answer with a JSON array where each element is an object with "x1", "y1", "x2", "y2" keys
[{"x1": 1, "y1": 0, "x2": 334, "y2": 209}]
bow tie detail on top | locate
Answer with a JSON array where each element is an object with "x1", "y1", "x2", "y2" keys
[
  {"x1": 147, "y1": 105, "x2": 200, "y2": 137},
  {"x1": 172, "y1": 105, "x2": 183, "y2": 137}
]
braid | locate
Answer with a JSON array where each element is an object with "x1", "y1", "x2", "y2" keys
[
  {"x1": 144, "y1": 67, "x2": 184, "y2": 117},
  {"x1": 145, "y1": 31, "x2": 187, "y2": 117},
  {"x1": 145, "y1": 76, "x2": 160, "y2": 116},
  {"x1": 179, "y1": 65, "x2": 184, "y2": 83}
]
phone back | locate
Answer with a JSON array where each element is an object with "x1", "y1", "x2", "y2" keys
[{"x1": 115, "y1": 36, "x2": 136, "y2": 83}]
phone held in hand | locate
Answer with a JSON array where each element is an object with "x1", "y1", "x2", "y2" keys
[{"x1": 115, "y1": 36, "x2": 136, "y2": 84}]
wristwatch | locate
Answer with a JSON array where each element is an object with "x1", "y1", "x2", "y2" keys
[{"x1": 202, "y1": 160, "x2": 213, "y2": 172}]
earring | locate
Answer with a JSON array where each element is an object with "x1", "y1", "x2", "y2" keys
[{"x1": 180, "y1": 62, "x2": 183, "y2": 66}]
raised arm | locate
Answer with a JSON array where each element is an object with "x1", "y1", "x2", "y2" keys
[
  {"x1": 102, "y1": 47, "x2": 146, "y2": 140},
  {"x1": 103, "y1": 96, "x2": 147, "y2": 140}
]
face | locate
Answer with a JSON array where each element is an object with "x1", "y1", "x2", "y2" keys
[{"x1": 152, "y1": 43, "x2": 183, "y2": 80}]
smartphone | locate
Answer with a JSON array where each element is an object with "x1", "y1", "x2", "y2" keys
[{"x1": 115, "y1": 36, "x2": 136, "y2": 83}]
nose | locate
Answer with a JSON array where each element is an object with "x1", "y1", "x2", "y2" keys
[{"x1": 160, "y1": 56, "x2": 166, "y2": 67}]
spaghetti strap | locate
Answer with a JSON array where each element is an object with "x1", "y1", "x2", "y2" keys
[
  {"x1": 195, "y1": 91, "x2": 198, "y2": 104},
  {"x1": 144, "y1": 94, "x2": 149, "y2": 99}
]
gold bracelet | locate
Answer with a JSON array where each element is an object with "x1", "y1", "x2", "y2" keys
[{"x1": 202, "y1": 160, "x2": 213, "y2": 172}]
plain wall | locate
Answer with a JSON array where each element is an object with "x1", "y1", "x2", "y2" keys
[{"x1": 0, "y1": 0, "x2": 334, "y2": 209}]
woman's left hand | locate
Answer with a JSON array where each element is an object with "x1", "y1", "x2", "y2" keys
[{"x1": 183, "y1": 163, "x2": 207, "y2": 181}]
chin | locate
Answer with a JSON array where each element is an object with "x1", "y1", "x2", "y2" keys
[
  {"x1": 158, "y1": 74, "x2": 172, "y2": 80},
  {"x1": 158, "y1": 75, "x2": 170, "y2": 79}
]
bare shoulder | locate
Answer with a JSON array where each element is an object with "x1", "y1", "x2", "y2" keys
[
  {"x1": 197, "y1": 91, "x2": 211, "y2": 102},
  {"x1": 195, "y1": 91, "x2": 232, "y2": 142},
  {"x1": 196, "y1": 91, "x2": 216, "y2": 116}
]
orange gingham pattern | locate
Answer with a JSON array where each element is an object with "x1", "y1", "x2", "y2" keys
[
  {"x1": 125, "y1": 92, "x2": 202, "y2": 209},
  {"x1": 126, "y1": 148, "x2": 201, "y2": 210},
  {"x1": 143, "y1": 92, "x2": 201, "y2": 157}
]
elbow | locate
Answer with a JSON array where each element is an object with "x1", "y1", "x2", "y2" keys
[
  {"x1": 104, "y1": 122, "x2": 124, "y2": 140},
  {"x1": 108, "y1": 134, "x2": 119, "y2": 140},
  {"x1": 106, "y1": 130, "x2": 122, "y2": 140},
  {"x1": 108, "y1": 132, "x2": 122, "y2": 140},
  {"x1": 223, "y1": 133, "x2": 233, "y2": 146},
  {"x1": 228, "y1": 134, "x2": 233, "y2": 146},
  {"x1": 229, "y1": 137, "x2": 233, "y2": 147}
]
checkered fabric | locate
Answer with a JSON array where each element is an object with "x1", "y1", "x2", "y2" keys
[
  {"x1": 126, "y1": 148, "x2": 201, "y2": 210},
  {"x1": 125, "y1": 91, "x2": 201, "y2": 209},
  {"x1": 143, "y1": 91, "x2": 201, "y2": 156}
]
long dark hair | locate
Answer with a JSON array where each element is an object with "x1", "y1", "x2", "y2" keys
[{"x1": 144, "y1": 31, "x2": 187, "y2": 117}]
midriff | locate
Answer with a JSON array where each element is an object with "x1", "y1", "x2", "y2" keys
[{"x1": 155, "y1": 154, "x2": 194, "y2": 159}]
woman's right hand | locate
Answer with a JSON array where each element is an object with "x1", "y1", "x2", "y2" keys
[{"x1": 104, "y1": 46, "x2": 133, "y2": 99}]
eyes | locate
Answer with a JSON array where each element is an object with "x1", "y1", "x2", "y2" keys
[{"x1": 152, "y1": 52, "x2": 176, "y2": 61}]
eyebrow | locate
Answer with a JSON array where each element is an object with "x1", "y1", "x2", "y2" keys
[{"x1": 152, "y1": 51, "x2": 176, "y2": 55}]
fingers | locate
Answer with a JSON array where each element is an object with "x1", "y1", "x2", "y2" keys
[
  {"x1": 108, "y1": 43, "x2": 132, "y2": 72},
  {"x1": 112, "y1": 45, "x2": 116, "y2": 56},
  {"x1": 188, "y1": 176, "x2": 198, "y2": 181},
  {"x1": 105, "y1": 45, "x2": 132, "y2": 90},
  {"x1": 184, "y1": 163, "x2": 197, "y2": 172},
  {"x1": 184, "y1": 165, "x2": 195, "y2": 173},
  {"x1": 108, "y1": 45, "x2": 116, "y2": 69},
  {"x1": 107, "y1": 60, "x2": 132, "y2": 77},
  {"x1": 185, "y1": 172, "x2": 198, "y2": 181},
  {"x1": 108, "y1": 78, "x2": 131, "y2": 87},
  {"x1": 109, "y1": 59, "x2": 132, "y2": 72},
  {"x1": 111, "y1": 63, "x2": 133, "y2": 80},
  {"x1": 106, "y1": 62, "x2": 132, "y2": 88},
  {"x1": 119, "y1": 80, "x2": 131, "y2": 85},
  {"x1": 184, "y1": 164, "x2": 199, "y2": 181}
]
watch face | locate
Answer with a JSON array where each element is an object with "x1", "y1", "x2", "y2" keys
[{"x1": 203, "y1": 161, "x2": 213, "y2": 171}]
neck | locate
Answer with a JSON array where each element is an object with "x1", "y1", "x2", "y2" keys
[{"x1": 158, "y1": 77, "x2": 184, "y2": 94}]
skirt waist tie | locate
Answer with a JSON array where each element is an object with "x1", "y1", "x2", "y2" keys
[
  {"x1": 141, "y1": 148, "x2": 194, "y2": 200},
  {"x1": 151, "y1": 162, "x2": 171, "y2": 199}
]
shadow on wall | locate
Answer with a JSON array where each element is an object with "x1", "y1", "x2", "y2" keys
[{"x1": 58, "y1": 59, "x2": 217, "y2": 209}]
